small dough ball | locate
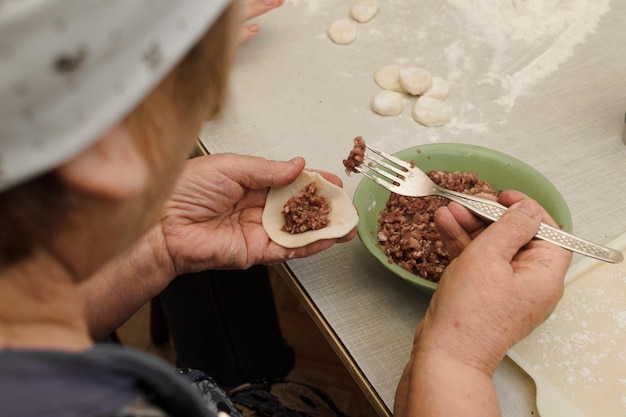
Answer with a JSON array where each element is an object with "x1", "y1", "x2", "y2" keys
[
  {"x1": 371, "y1": 90, "x2": 403, "y2": 116},
  {"x1": 328, "y1": 18, "x2": 357, "y2": 45},
  {"x1": 399, "y1": 67, "x2": 432, "y2": 96},
  {"x1": 413, "y1": 96, "x2": 451, "y2": 127},
  {"x1": 422, "y1": 76, "x2": 449, "y2": 100},
  {"x1": 350, "y1": 0, "x2": 379, "y2": 23},
  {"x1": 374, "y1": 64, "x2": 406, "y2": 93}
]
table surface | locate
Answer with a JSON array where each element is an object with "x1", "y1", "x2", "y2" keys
[{"x1": 200, "y1": 1, "x2": 626, "y2": 415}]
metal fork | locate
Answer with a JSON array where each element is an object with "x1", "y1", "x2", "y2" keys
[{"x1": 355, "y1": 144, "x2": 623, "y2": 264}]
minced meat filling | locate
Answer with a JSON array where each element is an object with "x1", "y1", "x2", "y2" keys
[
  {"x1": 282, "y1": 182, "x2": 331, "y2": 234},
  {"x1": 378, "y1": 170, "x2": 497, "y2": 282},
  {"x1": 342, "y1": 136, "x2": 366, "y2": 175}
]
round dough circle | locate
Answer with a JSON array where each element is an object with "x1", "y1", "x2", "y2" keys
[
  {"x1": 327, "y1": 18, "x2": 357, "y2": 45},
  {"x1": 350, "y1": 0, "x2": 379, "y2": 23},
  {"x1": 413, "y1": 96, "x2": 451, "y2": 127},
  {"x1": 422, "y1": 76, "x2": 450, "y2": 100},
  {"x1": 262, "y1": 171, "x2": 359, "y2": 248},
  {"x1": 399, "y1": 67, "x2": 432, "y2": 96},
  {"x1": 374, "y1": 64, "x2": 406, "y2": 93},
  {"x1": 371, "y1": 90, "x2": 403, "y2": 116}
]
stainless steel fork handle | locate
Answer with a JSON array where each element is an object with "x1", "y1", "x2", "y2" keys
[{"x1": 440, "y1": 189, "x2": 624, "y2": 264}]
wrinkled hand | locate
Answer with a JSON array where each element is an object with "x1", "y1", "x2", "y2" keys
[
  {"x1": 422, "y1": 190, "x2": 573, "y2": 372},
  {"x1": 394, "y1": 191, "x2": 572, "y2": 417},
  {"x1": 239, "y1": 0, "x2": 284, "y2": 43},
  {"x1": 155, "y1": 153, "x2": 356, "y2": 275}
]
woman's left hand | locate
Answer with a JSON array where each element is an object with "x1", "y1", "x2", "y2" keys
[{"x1": 155, "y1": 153, "x2": 356, "y2": 275}]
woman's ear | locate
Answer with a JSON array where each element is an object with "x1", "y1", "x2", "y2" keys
[{"x1": 55, "y1": 122, "x2": 149, "y2": 199}]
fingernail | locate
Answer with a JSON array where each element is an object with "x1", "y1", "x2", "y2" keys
[
  {"x1": 515, "y1": 200, "x2": 541, "y2": 218},
  {"x1": 288, "y1": 157, "x2": 303, "y2": 165},
  {"x1": 264, "y1": 0, "x2": 277, "y2": 6}
]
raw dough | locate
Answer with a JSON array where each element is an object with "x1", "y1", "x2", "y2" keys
[
  {"x1": 374, "y1": 64, "x2": 406, "y2": 93},
  {"x1": 371, "y1": 90, "x2": 403, "y2": 116},
  {"x1": 327, "y1": 18, "x2": 357, "y2": 45},
  {"x1": 399, "y1": 67, "x2": 432, "y2": 96},
  {"x1": 350, "y1": 0, "x2": 379, "y2": 23},
  {"x1": 412, "y1": 96, "x2": 451, "y2": 127},
  {"x1": 422, "y1": 76, "x2": 449, "y2": 100},
  {"x1": 262, "y1": 171, "x2": 359, "y2": 248}
]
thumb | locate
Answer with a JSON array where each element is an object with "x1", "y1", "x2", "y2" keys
[
  {"x1": 217, "y1": 154, "x2": 306, "y2": 189},
  {"x1": 254, "y1": 156, "x2": 307, "y2": 188},
  {"x1": 467, "y1": 199, "x2": 543, "y2": 262}
]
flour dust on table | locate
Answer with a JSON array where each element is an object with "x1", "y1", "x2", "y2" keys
[
  {"x1": 445, "y1": 0, "x2": 612, "y2": 109},
  {"x1": 307, "y1": 0, "x2": 612, "y2": 132}
]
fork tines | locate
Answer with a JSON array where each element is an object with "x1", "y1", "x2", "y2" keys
[
  {"x1": 354, "y1": 144, "x2": 409, "y2": 190},
  {"x1": 364, "y1": 145, "x2": 412, "y2": 171}
]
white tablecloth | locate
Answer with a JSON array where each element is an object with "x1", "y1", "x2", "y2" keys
[{"x1": 200, "y1": 1, "x2": 626, "y2": 415}]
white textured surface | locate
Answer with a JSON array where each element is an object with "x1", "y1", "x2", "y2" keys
[
  {"x1": 509, "y1": 233, "x2": 626, "y2": 417},
  {"x1": 201, "y1": 0, "x2": 626, "y2": 415}
]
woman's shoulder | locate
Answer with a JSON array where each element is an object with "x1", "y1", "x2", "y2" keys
[{"x1": 0, "y1": 345, "x2": 222, "y2": 417}]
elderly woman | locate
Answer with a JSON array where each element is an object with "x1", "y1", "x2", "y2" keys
[
  {"x1": 0, "y1": 1, "x2": 571, "y2": 416},
  {"x1": 0, "y1": 0, "x2": 351, "y2": 415}
]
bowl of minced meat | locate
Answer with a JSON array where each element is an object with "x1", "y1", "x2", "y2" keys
[{"x1": 349, "y1": 142, "x2": 573, "y2": 294}]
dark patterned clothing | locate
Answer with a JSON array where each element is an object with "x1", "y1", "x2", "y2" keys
[
  {"x1": 0, "y1": 345, "x2": 239, "y2": 417},
  {"x1": 0, "y1": 345, "x2": 348, "y2": 417},
  {"x1": 229, "y1": 380, "x2": 349, "y2": 417}
]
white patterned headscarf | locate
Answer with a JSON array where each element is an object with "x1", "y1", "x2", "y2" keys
[{"x1": 0, "y1": 0, "x2": 231, "y2": 192}]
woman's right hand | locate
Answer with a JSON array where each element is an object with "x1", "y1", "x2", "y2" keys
[
  {"x1": 394, "y1": 191, "x2": 572, "y2": 417},
  {"x1": 426, "y1": 190, "x2": 573, "y2": 371}
]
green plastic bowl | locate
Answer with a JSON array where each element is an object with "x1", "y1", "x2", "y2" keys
[{"x1": 353, "y1": 143, "x2": 573, "y2": 294}]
